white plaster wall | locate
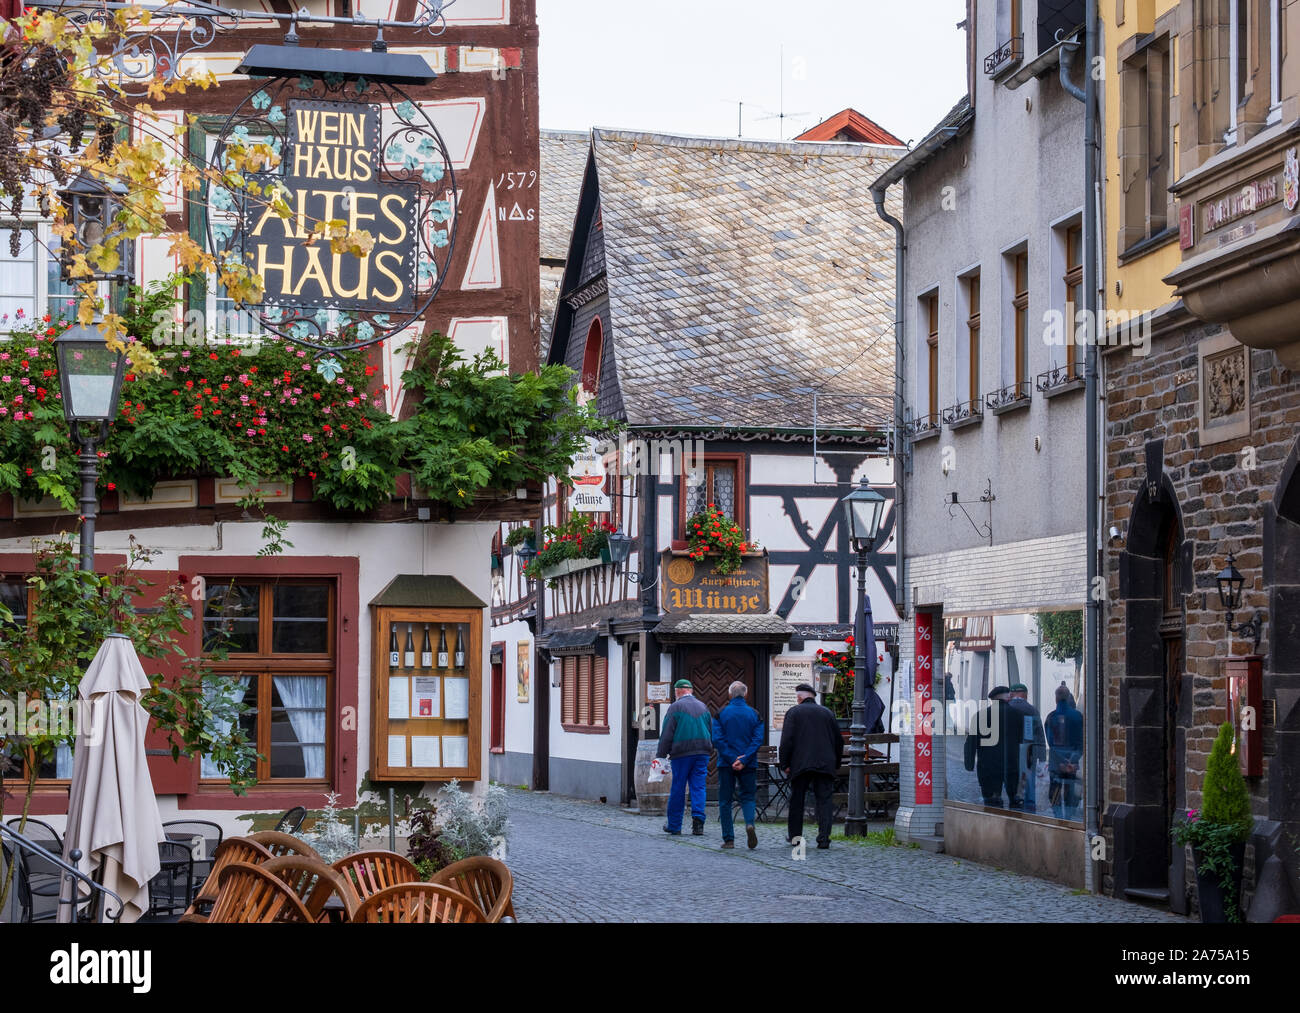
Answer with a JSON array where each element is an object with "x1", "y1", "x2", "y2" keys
[{"x1": 0, "y1": 517, "x2": 498, "y2": 815}]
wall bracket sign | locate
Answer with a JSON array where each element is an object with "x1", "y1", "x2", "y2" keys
[{"x1": 205, "y1": 47, "x2": 459, "y2": 356}]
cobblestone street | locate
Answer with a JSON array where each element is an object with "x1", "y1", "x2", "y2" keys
[{"x1": 505, "y1": 788, "x2": 1189, "y2": 923}]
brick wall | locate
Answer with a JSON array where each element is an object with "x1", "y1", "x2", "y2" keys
[{"x1": 1101, "y1": 318, "x2": 1300, "y2": 912}]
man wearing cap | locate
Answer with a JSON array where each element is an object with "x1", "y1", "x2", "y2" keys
[
  {"x1": 656, "y1": 679, "x2": 715, "y2": 836},
  {"x1": 778, "y1": 683, "x2": 843, "y2": 849}
]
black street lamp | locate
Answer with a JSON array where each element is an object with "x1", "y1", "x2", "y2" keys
[
  {"x1": 1215, "y1": 550, "x2": 1262, "y2": 653},
  {"x1": 55, "y1": 324, "x2": 128, "y2": 573},
  {"x1": 58, "y1": 171, "x2": 134, "y2": 286},
  {"x1": 840, "y1": 478, "x2": 885, "y2": 836}
]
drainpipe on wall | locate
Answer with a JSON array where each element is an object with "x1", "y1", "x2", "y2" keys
[
  {"x1": 871, "y1": 187, "x2": 907, "y2": 622},
  {"x1": 1059, "y1": 7, "x2": 1103, "y2": 896}
]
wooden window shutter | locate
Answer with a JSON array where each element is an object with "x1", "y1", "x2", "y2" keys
[
  {"x1": 577, "y1": 654, "x2": 592, "y2": 725},
  {"x1": 562, "y1": 656, "x2": 577, "y2": 725},
  {"x1": 593, "y1": 656, "x2": 608, "y2": 728}
]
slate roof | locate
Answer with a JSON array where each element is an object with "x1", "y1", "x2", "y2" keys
[
  {"x1": 654, "y1": 613, "x2": 796, "y2": 638},
  {"x1": 869, "y1": 96, "x2": 973, "y2": 193},
  {"x1": 540, "y1": 129, "x2": 590, "y2": 263},
  {"x1": 580, "y1": 129, "x2": 904, "y2": 430}
]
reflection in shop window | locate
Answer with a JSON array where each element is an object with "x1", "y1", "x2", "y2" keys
[{"x1": 941, "y1": 609, "x2": 1085, "y2": 822}]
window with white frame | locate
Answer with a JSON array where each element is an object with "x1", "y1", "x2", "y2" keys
[{"x1": 0, "y1": 225, "x2": 82, "y2": 333}]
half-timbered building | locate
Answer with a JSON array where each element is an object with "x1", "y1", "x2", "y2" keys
[
  {"x1": 491, "y1": 128, "x2": 905, "y2": 804},
  {"x1": 0, "y1": 0, "x2": 541, "y2": 835}
]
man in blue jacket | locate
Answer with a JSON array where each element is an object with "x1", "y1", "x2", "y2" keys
[
  {"x1": 712, "y1": 680, "x2": 764, "y2": 850},
  {"x1": 656, "y1": 679, "x2": 715, "y2": 836}
]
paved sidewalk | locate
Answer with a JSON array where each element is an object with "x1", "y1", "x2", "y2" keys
[{"x1": 504, "y1": 788, "x2": 1189, "y2": 923}]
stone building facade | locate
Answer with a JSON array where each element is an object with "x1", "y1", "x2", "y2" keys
[{"x1": 1101, "y1": 0, "x2": 1300, "y2": 919}]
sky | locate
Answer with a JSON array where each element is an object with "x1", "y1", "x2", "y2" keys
[{"x1": 536, "y1": 0, "x2": 970, "y2": 145}]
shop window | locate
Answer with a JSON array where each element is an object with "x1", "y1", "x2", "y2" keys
[
  {"x1": 680, "y1": 454, "x2": 745, "y2": 535},
  {"x1": 1118, "y1": 35, "x2": 1174, "y2": 253},
  {"x1": 940, "y1": 609, "x2": 1085, "y2": 823},
  {"x1": 560, "y1": 654, "x2": 608, "y2": 733},
  {"x1": 201, "y1": 579, "x2": 334, "y2": 784}
]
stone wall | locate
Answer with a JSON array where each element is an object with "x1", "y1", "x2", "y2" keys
[{"x1": 1101, "y1": 316, "x2": 1300, "y2": 917}]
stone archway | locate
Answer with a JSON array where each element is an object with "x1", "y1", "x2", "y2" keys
[{"x1": 1110, "y1": 472, "x2": 1191, "y2": 907}]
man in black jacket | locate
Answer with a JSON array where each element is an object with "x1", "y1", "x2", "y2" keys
[{"x1": 779, "y1": 683, "x2": 844, "y2": 849}]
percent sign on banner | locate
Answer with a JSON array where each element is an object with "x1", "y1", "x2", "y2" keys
[{"x1": 914, "y1": 613, "x2": 934, "y2": 804}]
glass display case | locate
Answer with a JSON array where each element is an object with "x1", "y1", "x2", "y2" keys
[{"x1": 372, "y1": 606, "x2": 481, "y2": 781}]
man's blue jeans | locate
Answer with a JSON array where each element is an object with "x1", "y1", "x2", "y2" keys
[
  {"x1": 666, "y1": 754, "x2": 709, "y2": 831},
  {"x1": 718, "y1": 764, "x2": 757, "y2": 841}
]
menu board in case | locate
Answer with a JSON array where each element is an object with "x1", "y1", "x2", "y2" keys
[{"x1": 372, "y1": 607, "x2": 481, "y2": 782}]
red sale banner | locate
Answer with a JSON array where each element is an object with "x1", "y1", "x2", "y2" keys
[{"x1": 914, "y1": 613, "x2": 934, "y2": 804}]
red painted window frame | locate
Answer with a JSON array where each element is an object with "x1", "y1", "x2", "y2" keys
[
  {"x1": 489, "y1": 641, "x2": 506, "y2": 753},
  {"x1": 176, "y1": 554, "x2": 361, "y2": 809}
]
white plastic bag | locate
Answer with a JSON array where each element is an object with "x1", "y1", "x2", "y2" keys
[{"x1": 647, "y1": 757, "x2": 666, "y2": 783}]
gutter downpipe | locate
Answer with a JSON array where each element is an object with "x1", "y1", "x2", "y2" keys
[
  {"x1": 871, "y1": 184, "x2": 907, "y2": 622},
  {"x1": 1061, "y1": 9, "x2": 1102, "y2": 895}
]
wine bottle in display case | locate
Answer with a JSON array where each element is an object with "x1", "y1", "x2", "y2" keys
[
  {"x1": 437, "y1": 625, "x2": 449, "y2": 668},
  {"x1": 453, "y1": 624, "x2": 466, "y2": 668},
  {"x1": 403, "y1": 624, "x2": 416, "y2": 669},
  {"x1": 388, "y1": 625, "x2": 401, "y2": 668},
  {"x1": 420, "y1": 625, "x2": 433, "y2": 668}
]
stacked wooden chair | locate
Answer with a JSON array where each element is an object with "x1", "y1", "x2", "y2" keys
[
  {"x1": 185, "y1": 835, "x2": 517, "y2": 924},
  {"x1": 430, "y1": 857, "x2": 516, "y2": 922},
  {"x1": 352, "y1": 883, "x2": 487, "y2": 923},
  {"x1": 179, "y1": 836, "x2": 275, "y2": 923},
  {"x1": 207, "y1": 861, "x2": 315, "y2": 924},
  {"x1": 331, "y1": 850, "x2": 421, "y2": 902}
]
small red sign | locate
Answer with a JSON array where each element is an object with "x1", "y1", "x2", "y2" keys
[
  {"x1": 914, "y1": 613, "x2": 934, "y2": 805},
  {"x1": 1179, "y1": 203, "x2": 1195, "y2": 250}
]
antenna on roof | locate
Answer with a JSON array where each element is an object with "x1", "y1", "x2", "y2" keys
[{"x1": 756, "y1": 45, "x2": 809, "y2": 140}]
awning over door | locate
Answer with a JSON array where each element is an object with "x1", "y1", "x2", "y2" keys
[{"x1": 653, "y1": 612, "x2": 795, "y2": 645}]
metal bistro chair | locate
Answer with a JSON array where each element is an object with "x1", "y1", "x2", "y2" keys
[
  {"x1": 273, "y1": 806, "x2": 307, "y2": 834},
  {"x1": 162, "y1": 819, "x2": 224, "y2": 906},
  {"x1": 5, "y1": 818, "x2": 64, "y2": 921},
  {"x1": 145, "y1": 839, "x2": 195, "y2": 920},
  {"x1": 0, "y1": 822, "x2": 124, "y2": 923}
]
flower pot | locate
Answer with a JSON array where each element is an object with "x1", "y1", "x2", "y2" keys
[{"x1": 1192, "y1": 842, "x2": 1246, "y2": 923}]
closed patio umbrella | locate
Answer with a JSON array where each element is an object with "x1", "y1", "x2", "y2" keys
[{"x1": 59, "y1": 633, "x2": 166, "y2": 923}]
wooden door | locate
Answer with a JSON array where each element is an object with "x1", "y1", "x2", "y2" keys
[{"x1": 683, "y1": 646, "x2": 755, "y2": 796}]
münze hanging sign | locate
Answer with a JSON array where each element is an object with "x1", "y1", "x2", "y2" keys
[{"x1": 244, "y1": 100, "x2": 419, "y2": 313}]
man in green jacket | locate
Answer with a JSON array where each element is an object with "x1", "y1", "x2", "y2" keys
[{"x1": 656, "y1": 679, "x2": 715, "y2": 836}]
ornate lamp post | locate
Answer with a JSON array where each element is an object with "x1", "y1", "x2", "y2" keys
[
  {"x1": 55, "y1": 325, "x2": 128, "y2": 573},
  {"x1": 58, "y1": 171, "x2": 134, "y2": 286},
  {"x1": 1215, "y1": 550, "x2": 1262, "y2": 652},
  {"x1": 840, "y1": 478, "x2": 885, "y2": 836}
]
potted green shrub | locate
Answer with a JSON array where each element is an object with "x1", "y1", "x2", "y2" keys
[{"x1": 1172, "y1": 722, "x2": 1254, "y2": 923}]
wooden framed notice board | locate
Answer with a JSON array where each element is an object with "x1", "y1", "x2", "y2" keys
[{"x1": 372, "y1": 606, "x2": 482, "y2": 781}]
